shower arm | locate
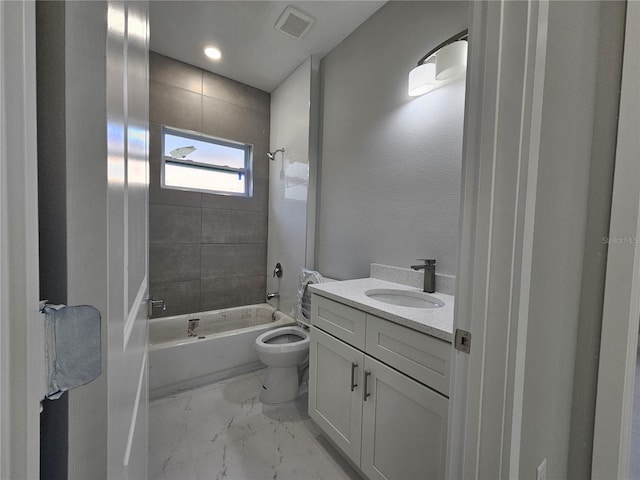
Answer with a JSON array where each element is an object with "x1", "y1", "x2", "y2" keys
[{"x1": 267, "y1": 148, "x2": 285, "y2": 161}]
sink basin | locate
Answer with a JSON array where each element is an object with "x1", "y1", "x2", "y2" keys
[{"x1": 364, "y1": 289, "x2": 445, "y2": 309}]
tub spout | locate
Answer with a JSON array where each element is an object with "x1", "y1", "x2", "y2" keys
[{"x1": 266, "y1": 292, "x2": 280, "y2": 300}]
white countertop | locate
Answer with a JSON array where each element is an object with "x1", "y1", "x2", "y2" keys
[{"x1": 309, "y1": 278, "x2": 455, "y2": 342}]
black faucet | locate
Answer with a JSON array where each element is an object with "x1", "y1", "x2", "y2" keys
[{"x1": 411, "y1": 259, "x2": 436, "y2": 293}]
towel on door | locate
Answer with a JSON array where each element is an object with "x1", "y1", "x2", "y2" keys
[{"x1": 42, "y1": 304, "x2": 102, "y2": 400}]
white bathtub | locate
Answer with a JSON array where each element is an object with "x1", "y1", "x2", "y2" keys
[{"x1": 149, "y1": 303, "x2": 295, "y2": 400}]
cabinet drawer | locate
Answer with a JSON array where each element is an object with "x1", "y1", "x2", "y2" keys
[
  {"x1": 311, "y1": 295, "x2": 366, "y2": 349},
  {"x1": 365, "y1": 314, "x2": 451, "y2": 396}
]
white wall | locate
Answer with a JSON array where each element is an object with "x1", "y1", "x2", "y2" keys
[
  {"x1": 316, "y1": 1, "x2": 468, "y2": 280},
  {"x1": 267, "y1": 58, "x2": 315, "y2": 316}
]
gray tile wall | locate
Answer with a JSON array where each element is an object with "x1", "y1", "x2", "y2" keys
[{"x1": 149, "y1": 52, "x2": 270, "y2": 317}]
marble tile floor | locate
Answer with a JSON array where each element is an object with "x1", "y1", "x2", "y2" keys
[{"x1": 149, "y1": 369, "x2": 362, "y2": 480}]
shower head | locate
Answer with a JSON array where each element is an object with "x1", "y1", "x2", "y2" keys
[{"x1": 267, "y1": 148, "x2": 285, "y2": 161}]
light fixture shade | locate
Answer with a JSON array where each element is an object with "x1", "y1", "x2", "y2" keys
[
  {"x1": 435, "y1": 40, "x2": 468, "y2": 81},
  {"x1": 408, "y1": 62, "x2": 436, "y2": 97}
]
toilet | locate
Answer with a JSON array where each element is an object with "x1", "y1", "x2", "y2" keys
[
  {"x1": 254, "y1": 326, "x2": 310, "y2": 404},
  {"x1": 254, "y1": 269, "x2": 333, "y2": 404}
]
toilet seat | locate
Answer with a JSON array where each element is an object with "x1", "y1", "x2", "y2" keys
[{"x1": 255, "y1": 326, "x2": 309, "y2": 354}]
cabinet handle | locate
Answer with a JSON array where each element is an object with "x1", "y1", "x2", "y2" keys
[
  {"x1": 350, "y1": 362, "x2": 358, "y2": 391},
  {"x1": 363, "y1": 370, "x2": 371, "y2": 401}
]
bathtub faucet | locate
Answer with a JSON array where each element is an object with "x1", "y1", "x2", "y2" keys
[{"x1": 266, "y1": 292, "x2": 280, "y2": 301}]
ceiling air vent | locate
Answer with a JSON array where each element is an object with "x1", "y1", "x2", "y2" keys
[{"x1": 274, "y1": 6, "x2": 315, "y2": 39}]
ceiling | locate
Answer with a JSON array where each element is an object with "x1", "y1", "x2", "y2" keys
[{"x1": 149, "y1": 1, "x2": 386, "y2": 92}]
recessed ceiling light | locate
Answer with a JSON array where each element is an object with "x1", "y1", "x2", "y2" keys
[{"x1": 204, "y1": 47, "x2": 222, "y2": 60}]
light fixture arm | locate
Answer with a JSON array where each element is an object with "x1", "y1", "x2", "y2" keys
[{"x1": 416, "y1": 29, "x2": 468, "y2": 66}]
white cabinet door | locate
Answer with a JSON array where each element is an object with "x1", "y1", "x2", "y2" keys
[
  {"x1": 361, "y1": 356, "x2": 449, "y2": 480},
  {"x1": 309, "y1": 326, "x2": 365, "y2": 465}
]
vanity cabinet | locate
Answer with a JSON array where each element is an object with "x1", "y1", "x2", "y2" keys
[{"x1": 308, "y1": 295, "x2": 450, "y2": 480}]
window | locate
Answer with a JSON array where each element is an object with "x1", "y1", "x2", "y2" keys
[{"x1": 161, "y1": 126, "x2": 253, "y2": 196}]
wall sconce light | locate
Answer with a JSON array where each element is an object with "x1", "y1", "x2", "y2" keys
[
  {"x1": 408, "y1": 29, "x2": 468, "y2": 97},
  {"x1": 408, "y1": 58, "x2": 436, "y2": 96}
]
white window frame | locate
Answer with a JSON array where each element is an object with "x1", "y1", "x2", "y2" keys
[{"x1": 160, "y1": 126, "x2": 254, "y2": 197}]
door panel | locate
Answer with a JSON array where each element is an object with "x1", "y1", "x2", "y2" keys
[
  {"x1": 309, "y1": 326, "x2": 364, "y2": 465},
  {"x1": 125, "y1": 369, "x2": 148, "y2": 479},
  {"x1": 125, "y1": 3, "x2": 148, "y2": 316},
  {"x1": 362, "y1": 356, "x2": 448, "y2": 480},
  {"x1": 106, "y1": 2, "x2": 149, "y2": 479}
]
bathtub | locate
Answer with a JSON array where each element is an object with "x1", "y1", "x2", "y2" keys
[{"x1": 149, "y1": 303, "x2": 295, "y2": 400}]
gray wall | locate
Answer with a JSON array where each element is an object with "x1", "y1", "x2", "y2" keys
[
  {"x1": 149, "y1": 52, "x2": 270, "y2": 316},
  {"x1": 36, "y1": 3, "x2": 69, "y2": 479},
  {"x1": 519, "y1": 2, "x2": 624, "y2": 478},
  {"x1": 316, "y1": 1, "x2": 469, "y2": 280}
]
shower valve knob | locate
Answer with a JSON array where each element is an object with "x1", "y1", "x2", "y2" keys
[{"x1": 273, "y1": 262, "x2": 283, "y2": 278}]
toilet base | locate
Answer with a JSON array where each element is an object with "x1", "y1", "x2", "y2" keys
[{"x1": 259, "y1": 366, "x2": 301, "y2": 404}]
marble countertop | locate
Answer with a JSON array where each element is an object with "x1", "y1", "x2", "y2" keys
[{"x1": 309, "y1": 278, "x2": 454, "y2": 342}]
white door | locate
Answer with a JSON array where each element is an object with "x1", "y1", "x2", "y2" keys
[
  {"x1": 106, "y1": 3, "x2": 150, "y2": 478},
  {"x1": 361, "y1": 356, "x2": 448, "y2": 480},
  {"x1": 308, "y1": 326, "x2": 364, "y2": 465},
  {"x1": 0, "y1": 1, "x2": 149, "y2": 477}
]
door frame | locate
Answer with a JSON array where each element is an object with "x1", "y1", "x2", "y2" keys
[
  {"x1": 447, "y1": 0, "x2": 549, "y2": 477},
  {"x1": 592, "y1": 2, "x2": 640, "y2": 478},
  {"x1": 0, "y1": 1, "x2": 43, "y2": 479}
]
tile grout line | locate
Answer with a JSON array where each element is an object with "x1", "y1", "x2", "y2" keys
[{"x1": 149, "y1": 78, "x2": 270, "y2": 117}]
